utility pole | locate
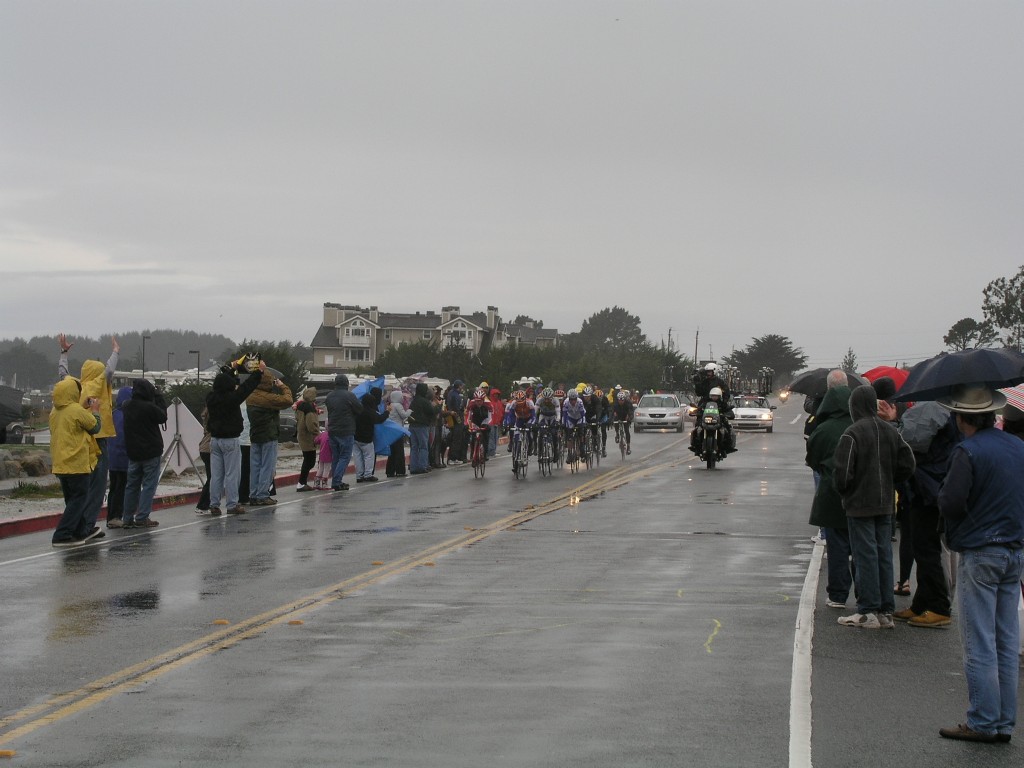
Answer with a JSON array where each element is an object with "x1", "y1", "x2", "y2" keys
[{"x1": 693, "y1": 327, "x2": 699, "y2": 370}]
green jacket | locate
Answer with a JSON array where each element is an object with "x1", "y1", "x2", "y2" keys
[{"x1": 805, "y1": 386, "x2": 852, "y2": 529}]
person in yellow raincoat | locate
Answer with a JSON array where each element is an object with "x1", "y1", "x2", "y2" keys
[{"x1": 49, "y1": 376, "x2": 103, "y2": 546}]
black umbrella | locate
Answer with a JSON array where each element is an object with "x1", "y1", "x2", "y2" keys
[
  {"x1": 892, "y1": 347, "x2": 1024, "y2": 403},
  {"x1": 786, "y1": 368, "x2": 869, "y2": 398}
]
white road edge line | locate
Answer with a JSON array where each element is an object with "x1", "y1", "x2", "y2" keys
[
  {"x1": 789, "y1": 415, "x2": 804, "y2": 425},
  {"x1": 790, "y1": 541, "x2": 823, "y2": 768}
]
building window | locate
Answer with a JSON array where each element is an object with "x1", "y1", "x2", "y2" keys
[
  {"x1": 345, "y1": 327, "x2": 368, "y2": 338},
  {"x1": 344, "y1": 349, "x2": 369, "y2": 362},
  {"x1": 422, "y1": 330, "x2": 432, "y2": 340},
  {"x1": 324, "y1": 354, "x2": 334, "y2": 365},
  {"x1": 384, "y1": 329, "x2": 392, "y2": 340}
]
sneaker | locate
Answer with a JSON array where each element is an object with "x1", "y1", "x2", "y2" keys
[
  {"x1": 838, "y1": 612, "x2": 880, "y2": 629},
  {"x1": 449, "y1": 460, "x2": 463, "y2": 466},
  {"x1": 296, "y1": 484, "x2": 313, "y2": 492},
  {"x1": 939, "y1": 724, "x2": 998, "y2": 743},
  {"x1": 249, "y1": 498, "x2": 270, "y2": 506},
  {"x1": 107, "y1": 519, "x2": 124, "y2": 529},
  {"x1": 908, "y1": 611, "x2": 951, "y2": 628},
  {"x1": 52, "y1": 537, "x2": 83, "y2": 548},
  {"x1": 363, "y1": 476, "x2": 378, "y2": 482},
  {"x1": 82, "y1": 527, "x2": 105, "y2": 542},
  {"x1": 601, "y1": 450, "x2": 607, "y2": 458},
  {"x1": 626, "y1": 448, "x2": 631, "y2": 455},
  {"x1": 331, "y1": 483, "x2": 350, "y2": 491},
  {"x1": 825, "y1": 599, "x2": 847, "y2": 609},
  {"x1": 878, "y1": 613, "x2": 895, "y2": 629},
  {"x1": 134, "y1": 519, "x2": 159, "y2": 527},
  {"x1": 263, "y1": 497, "x2": 277, "y2": 505},
  {"x1": 893, "y1": 608, "x2": 917, "y2": 622},
  {"x1": 195, "y1": 507, "x2": 209, "y2": 514},
  {"x1": 227, "y1": 505, "x2": 247, "y2": 515},
  {"x1": 123, "y1": 519, "x2": 136, "y2": 529},
  {"x1": 209, "y1": 507, "x2": 222, "y2": 517}
]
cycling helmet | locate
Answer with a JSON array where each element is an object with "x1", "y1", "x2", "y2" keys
[
  {"x1": 512, "y1": 390, "x2": 526, "y2": 402},
  {"x1": 567, "y1": 389, "x2": 578, "y2": 400},
  {"x1": 594, "y1": 388, "x2": 604, "y2": 398},
  {"x1": 473, "y1": 387, "x2": 486, "y2": 399},
  {"x1": 540, "y1": 387, "x2": 554, "y2": 400},
  {"x1": 553, "y1": 389, "x2": 566, "y2": 399},
  {"x1": 616, "y1": 390, "x2": 629, "y2": 401},
  {"x1": 582, "y1": 386, "x2": 594, "y2": 397},
  {"x1": 709, "y1": 387, "x2": 723, "y2": 398}
]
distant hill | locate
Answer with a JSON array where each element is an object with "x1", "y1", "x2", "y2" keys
[{"x1": 0, "y1": 330, "x2": 238, "y2": 391}]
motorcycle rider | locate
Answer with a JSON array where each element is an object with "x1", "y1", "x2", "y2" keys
[{"x1": 691, "y1": 363, "x2": 736, "y2": 454}]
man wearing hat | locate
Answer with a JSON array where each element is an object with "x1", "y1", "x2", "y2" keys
[{"x1": 936, "y1": 385, "x2": 1024, "y2": 744}]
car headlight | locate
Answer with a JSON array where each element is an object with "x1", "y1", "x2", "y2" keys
[{"x1": 760, "y1": 413, "x2": 772, "y2": 420}]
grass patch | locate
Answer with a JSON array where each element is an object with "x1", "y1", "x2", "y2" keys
[{"x1": 10, "y1": 481, "x2": 63, "y2": 500}]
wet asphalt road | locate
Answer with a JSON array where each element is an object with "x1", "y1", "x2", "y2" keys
[{"x1": 0, "y1": 404, "x2": 1019, "y2": 767}]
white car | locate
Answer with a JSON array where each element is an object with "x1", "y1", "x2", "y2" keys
[
  {"x1": 730, "y1": 395, "x2": 776, "y2": 433},
  {"x1": 633, "y1": 394, "x2": 685, "y2": 433}
]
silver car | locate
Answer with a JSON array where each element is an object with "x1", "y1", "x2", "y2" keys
[
  {"x1": 731, "y1": 395, "x2": 776, "y2": 432},
  {"x1": 633, "y1": 394, "x2": 685, "y2": 433}
]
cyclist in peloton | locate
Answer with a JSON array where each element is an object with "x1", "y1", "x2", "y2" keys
[
  {"x1": 534, "y1": 387, "x2": 561, "y2": 458},
  {"x1": 561, "y1": 388, "x2": 588, "y2": 436},
  {"x1": 504, "y1": 389, "x2": 537, "y2": 456},
  {"x1": 464, "y1": 387, "x2": 492, "y2": 458},
  {"x1": 580, "y1": 386, "x2": 606, "y2": 457},
  {"x1": 611, "y1": 388, "x2": 635, "y2": 455}
]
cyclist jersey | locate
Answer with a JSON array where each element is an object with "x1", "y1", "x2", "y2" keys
[
  {"x1": 465, "y1": 399, "x2": 492, "y2": 428},
  {"x1": 504, "y1": 398, "x2": 536, "y2": 426},
  {"x1": 536, "y1": 396, "x2": 560, "y2": 423},
  {"x1": 561, "y1": 399, "x2": 587, "y2": 426},
  {"x1": 582, "y1": 397, "x2": 601, "y2": 422},
  {"x1": 612, "y1": 400, "x2": 634, "y2": 421}
]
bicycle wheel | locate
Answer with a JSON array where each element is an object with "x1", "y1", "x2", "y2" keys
[
  {"x1": 472, "y1": 436, "x2": 485, "y2": 479},
  {"x1": 581, "y1": 428, "x2": 593, "y2": 469},
  {"x1": 516, "y1": 432, "x2": 529, "y2": 479},
  {"x1": 539, "y1": 433, "x2": 552, "y2": 477},
  {"x1": 566, "y1": 430, "x2": 578, "y2": 473},
  {"x1": 619, "y1": 425, "x2": 627, "y2": 460},
  {"x1": 592, "y1": 427, "x2": 601, "y2": 468}
]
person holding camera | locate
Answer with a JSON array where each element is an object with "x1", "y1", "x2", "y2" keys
[
  {"x1": 121, "y1": 378, "x2": 169, "y2": 527},
  {"x1": 246, "y1": 371, "x2": 293, "y2": 505},
  {"x1": 205, "y1": 357, "x2": 266, "y2": 515}
]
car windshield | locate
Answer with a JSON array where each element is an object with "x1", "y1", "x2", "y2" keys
[
  {"x1": 735, "y1": 398, "x2": 768, "y2": 409},
  {"x1": 638, "y1": 396, "x2": 677, "y2": 408}
]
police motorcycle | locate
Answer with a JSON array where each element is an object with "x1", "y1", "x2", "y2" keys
[{"x1": 690, "y1": 387, "x2": 734, "y2": 470}]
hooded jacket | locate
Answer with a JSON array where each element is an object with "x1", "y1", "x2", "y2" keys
[
  {"x1": 246, "y1": 377, "x2": 293, "y2": 444},
  {"x1": 833, "y1": 385, "x2": 915, "y2": 518},
  {"x1": 205, "y1": 369, "x2": 264, "y2": 439},
  {"x1": 296, "y1": 388, "x2": 320, "y2": 453},
  {"x1": 78, "y1": 358, "x2": 117, "y2": 440},
  {"x1": 123, "y1": 378, "x2": 169, "y2": 461},
  {"x1": 49, "y1": 377, "x2": 101, "y2": 475},
  {"x1": 108, "y1": 386, "x2": 133, "y2": 472},
  {"x1": 325, "y1": 375, "x2": 363, "y2": 437},
  {"x1": 355, "y1": 387, "x2": 387, "y2": 443},
  {"x1": 409, "y1": 382, "x2": 436, "y2": 427},
  {"x1": 805, "y1": 386, "x2": 852, "y2": 529},
  {"x1": 388, "y1": 390, "x2": 411, "y2": 426}
]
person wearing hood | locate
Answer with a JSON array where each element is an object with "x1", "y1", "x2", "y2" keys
[
  {"x1": 354, "y1": 386, "x2": 387, "y2": 482},
  {"x1": 58, "y1": 333, "x2": 119, "y2": 537},
  {"x1": 408, "y1": 382, "x2": 436, "y2": 474},
  {"x1": 445, "y1": 380, "x2": 468, "y2": 464},
  {"x1": 205, "y1": 358, "x2": 266, "y2": 515},
  {"x1": 935, "y1": 385, "x2": 1024, "y2": 744},
  {"x1": 49, "y1": 376, "x2": 103, "y2": 546},
  {"x1": 246, "y1": 371, "x2": 293, "y2": 506},
  {"x1": 873, "y1": 376, "x2": 914, "y2": 598},
  {"x1": 833, "y1": 384, "x2": 916, "y2": 629},
  {"x1": 889, "y1": 400, "x2": 959, "y2": 628},
  {"x1": 105, "y1": 386, "x2": 132, "y2": 528},
  {"x1": 805, "y1": 384, "x2": 854, "y2": 609},
  {"x1": 385, "y1": 389, "x2": 411, "y2": 478},
  {"x1": 325, "y1": 374, "x2": 363, "y2": 491},
  {"x1": 121, "y1": 378, "x2": 168, "y2": 527},
  {"x1": 295, "y1": 387, "x2": 321, "y2": 491}
]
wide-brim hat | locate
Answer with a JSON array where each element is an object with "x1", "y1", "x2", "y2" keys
[{"x1": 937, "y1": 384, "x2": 1007, "y2": 414}]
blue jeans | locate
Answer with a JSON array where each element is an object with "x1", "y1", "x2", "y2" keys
[
  {"x1": 54, "y1": 473, "x2": 91, "y2": 542},
  {"x1": 956, "y1": 545, "x2": 1024, "y2": 736},
  {"x1": 354, "y1": 441, "x2": 375, "y2": 478},
  {"x1": 487, "y1": 423, "x2": 498, "y2": 457},
  {"x1": 847, "y1": 515, "x2": 895, "y2": 615},
  {"x1": 824, "y1": 526, "x2": 853, "y2": 603},
  {"x1": 124, "y1": 456, "x2": 161, "y2": 522},
  {"x1": 210, "y1": 437, "x2": 241, "y2": 510},
  {"x1": 249, "y1": 441, "x2": 278, "y2": 500},
  {"x1": 409, "y1": 425, "x2": 430, "y2": 472},
  {"x1": 329, "y1": 434, "x2": 354, "y2": 488}
]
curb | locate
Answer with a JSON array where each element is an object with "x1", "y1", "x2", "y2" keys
[{"x1": 0, "y1": 456, "x2": 390, "y2": 542}]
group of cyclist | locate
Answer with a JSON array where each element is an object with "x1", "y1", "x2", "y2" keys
[{"x1": 457, "y1": 381, "x2": 638, "y2": 471}]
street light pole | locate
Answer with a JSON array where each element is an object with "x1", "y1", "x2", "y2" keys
[
  {"x1": 142, "y1": 335, "x2": 151, "y2": 379},
  {"x1": 189, "y1": 350, "x2": 200, "y2": 382}
]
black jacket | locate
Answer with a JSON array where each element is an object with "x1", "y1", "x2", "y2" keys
[
  {"x1": 206, "y1": 369, "x2": 264, "y2": 439},
  {"x1": 355, "y1": 389, "x2": 387, "y2": 443},
  {"x1": 122, "y1": 378, "x2": 168, "y2": 461}
]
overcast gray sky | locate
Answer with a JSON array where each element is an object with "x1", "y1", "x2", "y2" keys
[{"x1": 2, "y1": 1, "x2": 1021, "y2": 370}]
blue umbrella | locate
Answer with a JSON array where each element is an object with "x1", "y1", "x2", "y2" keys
[
  {"x1": 351, "y1": 376, "x2": 386, "y2": 401},
  {"x1": 374, "y1": 419, "x2": 409, "y2": 456},
  {"x1": 892, "y1": 347, "x2": 1024, "y2": 403}
]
